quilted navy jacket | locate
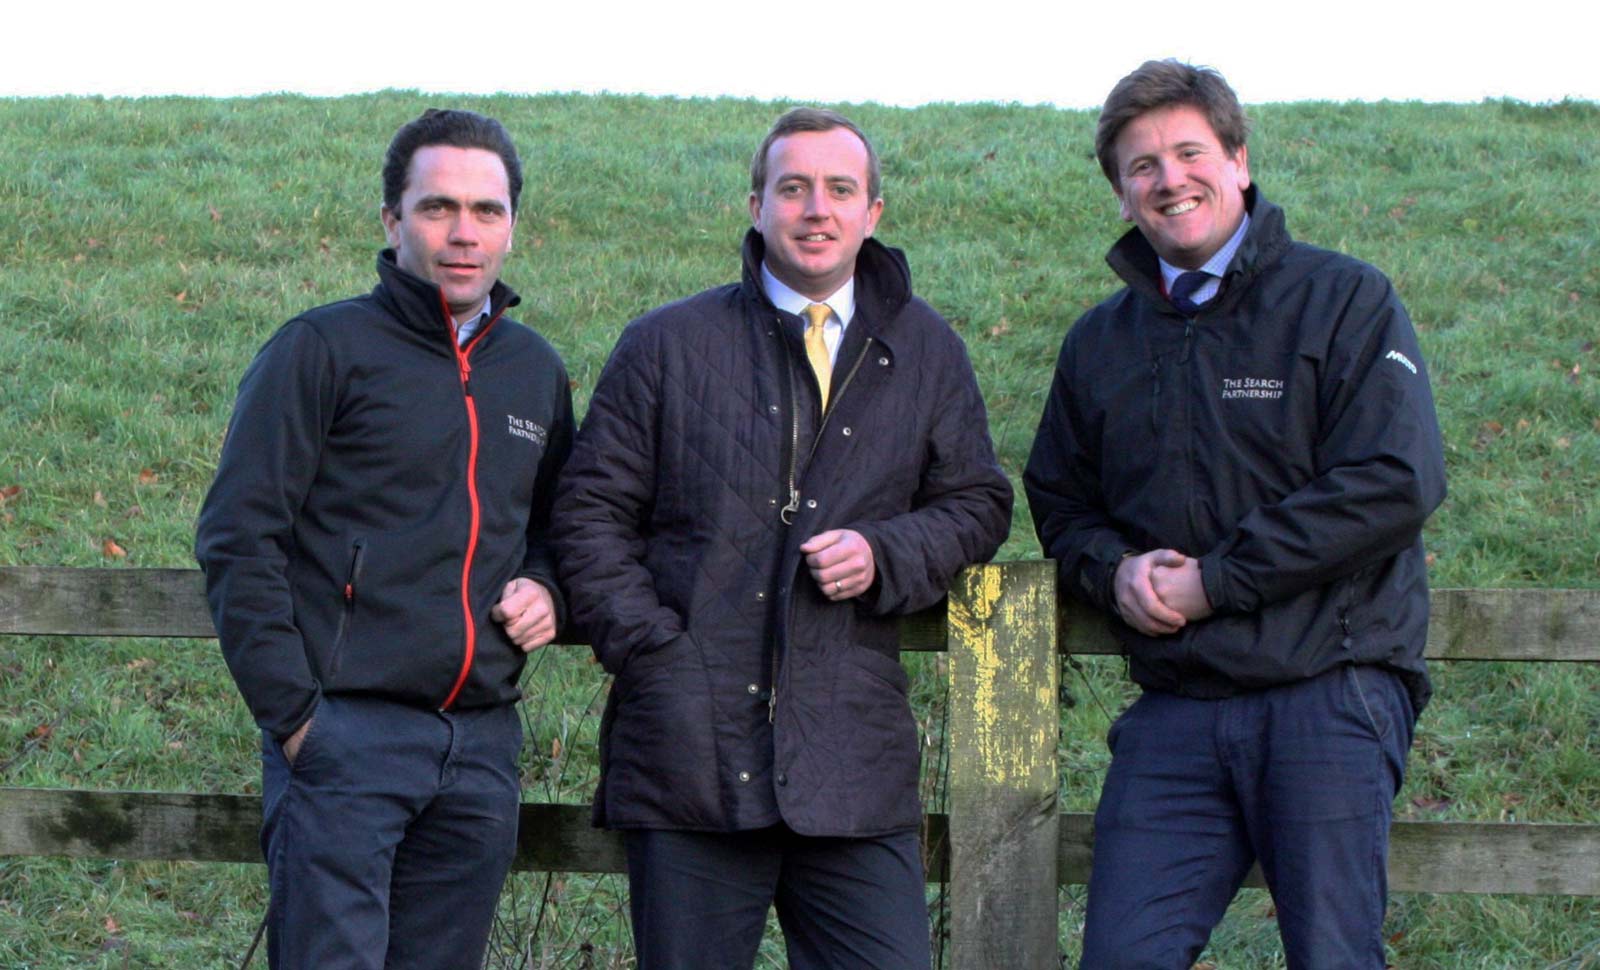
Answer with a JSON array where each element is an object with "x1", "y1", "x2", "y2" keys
[{"x1": 553, "y1": 231, "x2": 1012, "y2": 836}]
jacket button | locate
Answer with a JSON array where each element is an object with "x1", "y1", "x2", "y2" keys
[
  {"x1": 878, "y1": 357, "x2": 889, "y2": 366},
  {"x1": 747, "y1": 683, "x2": 760, "y2": 694},
  {"x1": 777, "y1": 772, "x2": 788, "y2": 786},
  {"x1": 841, "y1": 427, "x2": 852, "y2": 436},
  {"x1": 756, "y1": 591, "x2": 766, "y2": 601},
  {"x1": 769, "y1": 404, "x2": 779, "y2": 414},
  {"x1": 805, "y1": 499, "x2": 817, "y2": 509},
  {"x1": 768, "y1": 497, "x2": 777, "y2": 506},
  {"x1": 1342, "y1": 637, "x2": 1354, "y2": 650},
  {"x1": 738, "y1": 771, "x2": 751, "y2": 783}
]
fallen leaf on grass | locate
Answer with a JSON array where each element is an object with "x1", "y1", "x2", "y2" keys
[
  {"x1": 28, "y1": 722, "x2": 53, "y2": 740},
  {"x1": 1410, "y1": 795, "x2": 1452, "y2": 814},
  {"x1": 988, "y1": 317, "x2": 1011, "y2": 338},
  {"x1": 138, "y1": 468, "x2": 158, "y2": 484},
  {"x1": 102, "y1": 538, "x2": 127, "y2": 559},
  {"x1": 0, "y1": 485, "x2": 20, "y2": 503},
  {"x1": 104, "y1": 916, "x2": 121, "y2": 934},
  {"x1": 208, "y1": 204, "x2": 222, "y2": 223},
  {"x1": 93, "y1": 490, "x2": 108, "y2": 508},
  {"x1": 1425, "y1": 553, "x2": 1437, "y2": 567},
  {"x1": 125, "y1": 658, "x2": 155, "y2": 671},
  {"x1": 175, "y1": 290, "x2": 188, "y2": 303}
]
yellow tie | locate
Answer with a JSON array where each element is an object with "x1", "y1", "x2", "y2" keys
[{"x1": 803, "y1": 302, "x2": 833, "y2": 410}]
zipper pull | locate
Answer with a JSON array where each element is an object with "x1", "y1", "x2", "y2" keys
[
  {"x1": 779, "y1": 489, "x2": 799, "y2": 525},
  {"x1": 458, "y1": 355, "x2": 473, "y2": 396},
  {"x1": 768, "y1": 688, "x2": 777, "y2": 723}
]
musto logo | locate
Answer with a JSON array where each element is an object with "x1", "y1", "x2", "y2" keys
[
  {"x1": 506, "y1": 414, "x2": 548, "y2": 445},
  {"x1": 1221, "y1": 377, "x2": 1284, "y2": 400}
]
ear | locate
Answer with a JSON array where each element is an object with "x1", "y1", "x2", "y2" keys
[
  {"x1": 748, "y1": 190, "x2": 762, "y2": 228},
  {"x1": 1113, "y1": 185, "x2": 1133, "y2": 223},
  {"x1": 864, "y1": 197, "x2": 884, "y2": 237},
  {"x1": 1232, "y1": 143, "x2": 1251, "y2": 191},
  {"x1": 380, "y1": 205, "x2": 401, "y2": 247}
]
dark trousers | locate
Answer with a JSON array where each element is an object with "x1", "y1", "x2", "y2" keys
[
  {"x1": 1079, "y1": 664, "x2": 1415, "y2": 970},
  {"x1": 259, "y1": 694, "x2": 523, "y2": 970},
  {"x1": 625, "y1": 824, "x2": 933, "y2": 970}
]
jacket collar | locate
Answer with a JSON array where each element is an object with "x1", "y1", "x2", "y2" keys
[
  {"x1": 372, "y1": 249, "x2": 521, "y2": 345},
  {"x1": 1105, "y1": 186, "x2": 1292, "y2": 313},
  {"x1": 737, "y1": 228, "x2": 914, "y2": 340}
]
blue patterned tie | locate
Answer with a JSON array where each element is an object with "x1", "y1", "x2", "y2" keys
[{"x1": 1169, "y1": 271, "x2": 1212, "y2": 316}]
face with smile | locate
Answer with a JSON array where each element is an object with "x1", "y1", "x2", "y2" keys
[
  {"x1": 749, "y1": 127, "x2": 883, "y2": 302},
  {"x1": 1112, "y1": 104, "x2": 1250, "y2": 270},
  {"x1": 381, "y1": 145, "x2": 515, "y2": 320}
]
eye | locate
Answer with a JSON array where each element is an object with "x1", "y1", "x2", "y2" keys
[{"x1": 830, "y1": 184, "x2": 854, "y2": 198}]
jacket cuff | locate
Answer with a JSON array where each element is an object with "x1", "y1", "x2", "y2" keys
[{"x1": 1199, "y1": 551, "x2": 1229, "y2": 614}]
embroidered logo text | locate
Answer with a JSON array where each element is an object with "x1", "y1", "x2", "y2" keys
[
  {"x1": 1385, "y1": 349, "x2": 1417, "y2": 374},
  {"x1": 506, "y1": 413, "x2": 548, "y2": 445},
  {"x1": 1221, "y1": 377, "x2": 1284, "y2": 400}
]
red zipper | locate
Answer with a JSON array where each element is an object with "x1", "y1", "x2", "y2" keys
[{"x1": 439, "y1": 293, "x2": 503, "y2": 710}]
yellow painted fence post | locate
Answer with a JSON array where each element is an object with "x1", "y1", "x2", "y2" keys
[{"x1": 945, "y1": 560, "x2": 1060, "y2": 969}]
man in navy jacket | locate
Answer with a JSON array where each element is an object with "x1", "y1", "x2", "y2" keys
[
  {"x1": 1025, "y1": 61, "x2": 1446, "y2": 968},
  {"x1": 196, "y1": 109, "x2": 572, "y2": 970},
  {"x1": 554, "y1": 108, "x2": 1011, "y2": 970}
]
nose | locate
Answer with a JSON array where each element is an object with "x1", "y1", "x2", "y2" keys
[
  {"x1": 447, "y1": 212, "x2": 480, "y2": 246},
  {"x1": 1154, "y1": 158, "x2": 1185, "y2": 192},
  {"x1": 802, "y1": 184, "x2": 829, "y2": 218}
]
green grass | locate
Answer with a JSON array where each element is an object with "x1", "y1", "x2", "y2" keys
[{"x1": 2, "y1": 91, "x2": 1598, "y2": 968}]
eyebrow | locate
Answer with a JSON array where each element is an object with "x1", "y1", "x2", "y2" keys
[
  {"x1": 412, "y1": 194, "x2": 508, "y2": 213},
  {"x1": 776, "y1": 173, "x2": 862, "y2": 186}
]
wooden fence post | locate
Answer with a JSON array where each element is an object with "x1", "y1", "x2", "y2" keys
[{"x1": 945, "y1": 560, "x2": 1060, "y2": 969}]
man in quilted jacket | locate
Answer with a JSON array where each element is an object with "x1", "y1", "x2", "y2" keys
[{"x1": 553, "y1": 107, "x2": 1012, "y2": 969}]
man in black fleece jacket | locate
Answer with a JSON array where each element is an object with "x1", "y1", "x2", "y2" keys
[{"x1": 196, "y1": 109, "x2": 572, "y2": 970}]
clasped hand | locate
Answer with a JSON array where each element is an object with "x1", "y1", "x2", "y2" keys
[{"x1": 1113, "y1": 549, "x2": 1213, "y2": 636}]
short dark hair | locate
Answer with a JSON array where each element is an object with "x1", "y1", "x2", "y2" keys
[
  {"x1": 382, "y1": 108, "x2": 524, "y2": 215},
  {"x1": 1095, "y1": 60, "x2": 1249, "y2": 184},
  {"x1": 750, "y1": 107, "x2": 881, "y2": 202}
]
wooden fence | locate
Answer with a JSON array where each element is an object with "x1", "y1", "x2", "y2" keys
[{"x1": 2, "y1": 563, "x2": 1598, "y2": 968}]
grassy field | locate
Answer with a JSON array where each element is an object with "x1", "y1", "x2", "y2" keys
[{"x1": 1, "y1": 91, "x2": 1597, "y2": 967}]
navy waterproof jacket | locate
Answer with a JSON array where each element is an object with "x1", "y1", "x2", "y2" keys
[
  {"x1": 553, "y1": 232, "x2": 1012, "y2": 837},
  {"x1": 1025, "y1": 189, "x2": 1446, "y2": 710},
  {"x1": 196, "y1": 252, "x2": 573, "y2": 740}
]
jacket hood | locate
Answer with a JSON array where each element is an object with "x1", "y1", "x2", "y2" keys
[
  {"x1": 373, "y1": 248, "x2": 522, "y2": 343},
  {"x1": 737, "y1": 228, "x2": 914, "y2": 331}
]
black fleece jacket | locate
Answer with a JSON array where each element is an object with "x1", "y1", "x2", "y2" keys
[{"x1": 196, "y1": 251, "x2": 572, "y2": 740}]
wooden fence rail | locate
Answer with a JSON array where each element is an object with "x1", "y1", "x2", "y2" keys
[{"x1": 3, "y1": 565, "x2": 1598, "y2": 969}]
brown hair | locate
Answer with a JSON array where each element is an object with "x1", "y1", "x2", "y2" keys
[
  {"x1": 750, "y1": 107, "x2": 881, "y2": 202},
  {"x1": 1094, "y1": 59, "x2": 1249, "y2": 183}
]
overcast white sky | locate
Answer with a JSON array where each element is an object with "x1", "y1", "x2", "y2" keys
[{"x1": 6, "y1": 1, "x2": 1594, "y2": 107}]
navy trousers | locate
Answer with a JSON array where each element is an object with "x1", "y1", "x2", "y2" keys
[
  {"x1": 625, "y1": 824, "x2": 932, "y2": 970},
  {"x1": 259, "y1": 694, "x2": 523, "y2": 970},
  {"x1": 1079, "y1": 664, "x2": 1415, "y2": 970}
]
